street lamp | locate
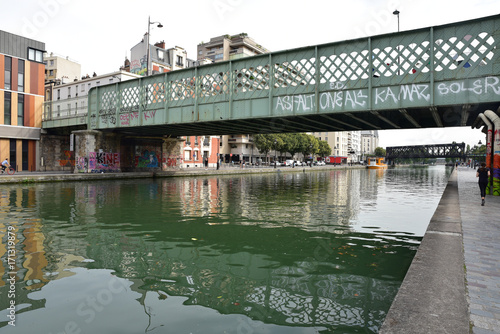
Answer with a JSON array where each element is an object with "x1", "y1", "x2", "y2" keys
[
  {"x1": 393, "y1": 10, "x2": 400, "y2": 32},
  {"x1": 274, "y1": 139, "x2": 277, "y2": 168},
  {"x1": 146, "y1": 16, "x2": 163, "y2": 76}
]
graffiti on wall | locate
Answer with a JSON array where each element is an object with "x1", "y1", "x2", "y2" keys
[
  {"x1": 76, "y1": 152, "x2": 120, "y2": 173},
  {"x1": 58, "y1": 150, "x2": 75, "y2": 167},
  {"x1": 136, "y1": 149, "x2": 160, "y2": 168},
  {"x1": 90, "y1": 152, "x2": 120, "y2": 173}
]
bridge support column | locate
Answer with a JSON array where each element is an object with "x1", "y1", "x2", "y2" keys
[
  {"x1": 73, "y1": 130, "x2": 122, "y2": 173},
  {"x1": 161, "y1": 137, "x2": 184, "y2": 170},
  {"x1": 484, "y1": 110, "x2": 500, "y2": 196}
]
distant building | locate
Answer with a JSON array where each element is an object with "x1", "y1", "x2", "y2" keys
[
  {"x1": 130, "y1": 36, "x2": 197, "y2": 76},
  {"x1": 197, "y1": 33, "x2": 268, "y2": 62},
  {"x1": 44, "y1": 70, "x2": 141, "y2": 120},
  {"x1": 361, "y1": 130, "x2": 379, "y2": 158},
  {"x1": 44, "y1": 52, "x2": 81, "y2": 84},
  {"x1": 0, "y1": 30, "x2": 45, "y2": 171}
]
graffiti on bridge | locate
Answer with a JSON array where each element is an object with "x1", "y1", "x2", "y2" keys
[{"x1": 76, "y1": 152, "x2": 120, "y2": 173}]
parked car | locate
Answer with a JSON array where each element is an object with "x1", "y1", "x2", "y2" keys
[
  {"x1": 314, "y1": 161, "x2": 325, "y2": 166},
  {"x1": 285, "y1": 160, "x2": 294, "y2": 167},
  {"x1": 294, "y1": 161, "x2": 303, "y2": 166}
]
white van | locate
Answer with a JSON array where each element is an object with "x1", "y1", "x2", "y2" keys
[{"x1": 285, "y1": 160, "x2": 294, "y2": 167}]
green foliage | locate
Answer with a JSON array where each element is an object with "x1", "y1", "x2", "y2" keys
[
  {"x1": 374, "y1": 147, "x2": 386, "y2": 157},
  {"x1": 253, "y1": 133, "x2": 329, "y2": 161}
]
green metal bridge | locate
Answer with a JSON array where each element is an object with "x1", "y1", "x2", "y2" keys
[{"x1": 43, "y1": 14, "x2": 500, "y2": 136}]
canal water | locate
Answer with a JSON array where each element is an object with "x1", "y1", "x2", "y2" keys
[{"x1": 0, "y1": 166, "x2": 452, "y2": 333}]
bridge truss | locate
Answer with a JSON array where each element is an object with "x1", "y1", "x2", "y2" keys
[
  {"x1": 386, "y1": 143, "x2": 466, "y2": 160},
  {"x1": 42, "y1": 15, "x2": 500, "y2": 136}
]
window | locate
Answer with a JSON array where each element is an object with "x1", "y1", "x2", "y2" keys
[
  {"x1": 57, "y1": 105, "x2": 60, "y2": 116},
  {"x1": 4, "y1": 56, "x2": 11, "y2": 90},
  {"x1": 28, "y1": 48, "x2": 44, "y2": 62},
  {"x1": 50, "y1": 60, "x2": 54, "y2": 66},
  {"x1": 49, "y1": 69, "x2": 54, "y2": 76},
  {"x1": 68, "y1": 87, "x2": 71, "y2": 98},
  {"x1": 176, "y1": 55, "x2": 183, "y2": 66},
  {"x1": 18, "y1": 59, "x2": 24, "y2": 92},
  {"x1": 4, "y1": 92, "x2": 11, "y2": 125},
  {"x1": 81, "y1": 84, "x2": 85, "y2": 92},
  {"x1": 17, "y1": 94, "x2": 24, "y2": 126},
  {"x1": 57, "y1": 89, "x2": 60, "y2": 100}
]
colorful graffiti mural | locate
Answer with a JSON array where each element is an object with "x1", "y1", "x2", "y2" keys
[
  {"x1": 76, "y1": 152, "x2": 120, "y2": 173},
  {"x1": 136, "y1": 149, "x2": 160, "y2": 168}
]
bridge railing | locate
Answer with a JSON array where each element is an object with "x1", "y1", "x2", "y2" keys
[{"x1": 88, "y1": 14, "x2": 500, "y2": 130}]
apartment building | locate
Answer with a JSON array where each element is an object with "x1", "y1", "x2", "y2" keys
[
  {"x1": 361, "y1": 130, "x2": 379, "y2": 159},
  {"x1": 197, "y1": 33, "x2": 268, "y2": 62},
  {"x1": 44, "y1": 70, "x2": 141, "y2": 121},
  {"x1": 130, "y1": 36, "x2": 198, "y2": 76},
  {"x1": 0, "y1": 30, "x2": 45, "y2": 171},
  {"x1": 44, "y1": 52, "x2": 81, "y2": 84}
]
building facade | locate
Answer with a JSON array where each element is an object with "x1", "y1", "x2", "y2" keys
[
  {"x1": 130, "y1": 36, "x2": 198, "y2": 76},
  {"x1": 44, "y1": 52, "x2": 81, "y2": 84},
  {"x1": 0, "y1": 30, "x2": 45, "y2": 171},
  {"x1": 197, "y1": 33, "x2": 268, "y2": 62},
  {"x1": 44, "y1": 70, "x2": 141, "y2": 121},
  {"x1": 361, "y1": 130, "x2": 379, "y2": 160}
]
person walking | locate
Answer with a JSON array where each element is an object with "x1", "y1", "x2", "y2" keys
[{"x1": 476, "y1": 162, "x2": 490, "y2": 206}]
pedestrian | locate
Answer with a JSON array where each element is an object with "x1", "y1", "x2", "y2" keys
[
  {"x1": 476, "y1": 162, "x2": 490, "y2": 206},
  {"x1": 204, "y1": 156, "x2": 208, "y2": 170}
]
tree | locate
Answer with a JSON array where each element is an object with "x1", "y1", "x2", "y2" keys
[
  {"x1": 317, "y1": 140, "x2": 331, "y2": 158},
  {"x1": 253, "y1": 134, "x2": 275, "y2": 163},
  {"x1": 374, "y1": 147, "x2": 386, "y2": 157},
  {"x1": 298, "y1": 134, "x2": 319, "y2": 160},
  {"x1": 280, "y1": 133, "x2": 301, "y2": 160}
]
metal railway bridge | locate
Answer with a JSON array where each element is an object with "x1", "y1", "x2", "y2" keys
[
  {"x1": 42, "y1": 14, "x2": 500, "y2": 137},
  {"x1": 386, "y1": 143, "x2": 466, "y2": 160}
]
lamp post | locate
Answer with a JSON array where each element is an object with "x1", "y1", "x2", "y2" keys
[
  {"x1": 393, "y1": 10, "x2": 400, "y2": 32},
  {"x1": 274, "y1": 139, "x2": 277, "y2": 168},
  {"x1": 393, "y1": 10, "x2": 400, "y2": 76},
  {"x1": 146, "y1": 16, "x2": 163, "y2": 76}
]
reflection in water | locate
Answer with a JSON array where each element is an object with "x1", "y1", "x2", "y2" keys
[{"x1": 0, "y1": 167, "x2": 451, "y2": 333}]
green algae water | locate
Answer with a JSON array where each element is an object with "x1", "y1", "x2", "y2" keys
[{"x1": 0, "y1": 166, "x2": 452, "y2": 333}]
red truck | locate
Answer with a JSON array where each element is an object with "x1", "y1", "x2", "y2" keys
[{"x1": 324, "y1": 156, "x2": 347, "y2": 165}]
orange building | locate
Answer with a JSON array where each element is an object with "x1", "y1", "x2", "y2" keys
[{"x1": 0, "y1": 30, "x2": 45, "y2": 171}]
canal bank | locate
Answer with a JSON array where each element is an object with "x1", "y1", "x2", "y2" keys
[
  {"x1": 0, "y1": 164, "x2": 365, "y2": 184},
  {"x1": 381, "y1": 166, "x2": 500, "y2": 334}
]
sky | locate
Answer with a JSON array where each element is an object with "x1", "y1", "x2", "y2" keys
[{"x1": 0, "y1": 0, "x2": 498, "y2": 148}]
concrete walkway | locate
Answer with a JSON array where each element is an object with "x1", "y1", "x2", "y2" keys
[
  {"x1": 458, "y1": 166, "x2": 500, "y2": 333},
  {"x1": 381, "y1": 166, "x2": 500, "y2": 334}
]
